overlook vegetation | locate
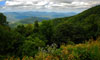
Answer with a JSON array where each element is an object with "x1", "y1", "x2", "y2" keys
[{"x1": 0, "y1": 5, "x2": 100, "y2": 60}]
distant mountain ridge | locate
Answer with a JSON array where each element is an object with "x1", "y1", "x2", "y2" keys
[{"x1": 3, "y1": 11, "x2": 77, "y2": 22}]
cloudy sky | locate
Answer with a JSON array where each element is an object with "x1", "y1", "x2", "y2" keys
[{"x1": 0, "y1": 0, "x2": 100, "y2": 12}]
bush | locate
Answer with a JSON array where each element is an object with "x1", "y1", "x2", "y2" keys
[{"x1": 34, "y1": 40, "x2": 100, "y2": 60}]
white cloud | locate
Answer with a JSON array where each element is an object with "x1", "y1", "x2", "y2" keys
[{"x1": 0, "y1": 0, "x2": 100, "y2": 12}]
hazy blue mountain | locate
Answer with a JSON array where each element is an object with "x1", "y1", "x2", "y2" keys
[{"x1": 3, "y1": 11, "x2": 77, "y2": 22}]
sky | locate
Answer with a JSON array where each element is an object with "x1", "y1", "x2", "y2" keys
[
  {"x1": 0, "y1": 0, "x2": 100, "y2": 12},
  {"x1": 0, "y1": 0, "x2": 6, "y2": 6}
]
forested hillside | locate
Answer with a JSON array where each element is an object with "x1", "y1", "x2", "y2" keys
[
  {"x1": 9, "y1": 16, "x2": 50, "y2": 27},
  {"x1": 0, "y1": 5, "x2": 100, "y2": 60}
]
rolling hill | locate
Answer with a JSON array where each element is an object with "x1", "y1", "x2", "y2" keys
[
  {"x1": 18, "y1": 16, "x2": 50, "y2": 24},
  {"x1": 51, "y1": 5, "x2": 100, "y2": 42},
  {"x1": 51, "y1": 5, "x2": 100, "y2": 26}
]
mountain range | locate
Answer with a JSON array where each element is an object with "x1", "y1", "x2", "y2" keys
[{"x1": 3, "y1": 11, "x2": 77, "y2": 22}]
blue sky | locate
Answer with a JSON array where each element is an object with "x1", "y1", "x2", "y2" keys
[
  {"x1": 0, "y1": 1, "x2": 6, "y2": 6},
  {"x1": 0, "y1": 0, "x2": 100, "y2": 12}
]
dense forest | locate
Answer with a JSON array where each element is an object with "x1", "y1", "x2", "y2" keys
[{"x1": 0, "y1": 5, "x2": 100, "y2": 60}]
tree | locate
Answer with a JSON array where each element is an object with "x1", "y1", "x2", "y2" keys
[
  {"x1": 33, "y1": 20, "x2": 39, "y2": 33},
  {"x1": 24, "y1": 24, "x2": 33, "y2": 37},
  {"x1": 82, "y1": 14, "x2": 100, "y2": 40},
  {"x1": 22, "y1": 37, "x2": 45, "y2": 56},
  {"x1": 0, "y1": 25, "x2": 25, "y2": 57},
  {"x1": 53, "y1": 22, "x2": 86, "y2": 45},
  {"x1": 0, "y1": 13, "x2": 8, "y2": 25},
  {"x1": 16, "y1": 25, "x2": 26, "y2": 36},
  {"x1": 40, "y1": 20, "x2": 54, "y2": 45}
]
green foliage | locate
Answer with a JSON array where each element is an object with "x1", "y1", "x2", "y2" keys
[
  {"x1": 0, "y1": 25, "x2": 25, "y2": 58},
  {"x1": 16, "y1": 24, "x2": 33, "y2": 37},
  {"x1": 51, "y1": 17, "x2": 71, "y2": 26},
  {"x1": 16, "y1": 25, "x2": 26, "y2": 35},
  {"x1": 40, "y1": 20, "x2": 54, "y2": 45},
  {"x1": 34, "y1": 40, "x2": 100, "y2": 60},
  {"x1": 0, "y1": 13, "x2": 8, "y2": 25},
  {"x1": 53, "y1": 22, "x2": 86, "y2": 45},
  {"x1": 51, "y1": 5, "x2": 100, "y2": 44},
  {"x1": 22, "y1": 36, "x2": 46, "y2": 56},
  {"x1": 82, "y1": 14, "x2": 100, "y2": 40},
  {"x1": 1, "y1": 5, "x2": 100, "y2": 60},
  {"x1": 4, "y1": 40, "x2": 100, "y2": 60},
  {"x1": 33, "y1": 20, "x2": 39, "y2": 33},
  {"x1": 24, "y1": 24, "x2": 34, "y2": 37}
]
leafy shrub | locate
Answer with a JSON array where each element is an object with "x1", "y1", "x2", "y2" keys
[
  {"x1": 34, "y1": 39, "x2": 100, "y2": 60},
  {"x1": 5, "y1": 39, "x2": 100, "y2": 60}
]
